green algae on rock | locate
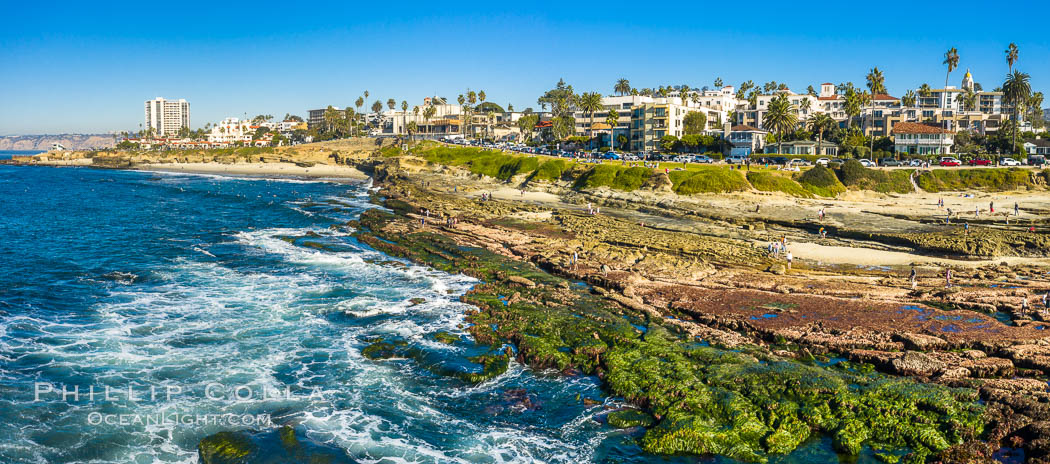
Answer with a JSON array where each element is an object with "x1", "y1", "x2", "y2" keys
[
  {"x1": 351, "y1": 197, "x2": 987, "y2": 463},
  {"x1": 198, "y1": 426, "x2": 354, "y2": 464},
  {"x1": 608, "y1": 409, "x2": 656, "y2": 428}
]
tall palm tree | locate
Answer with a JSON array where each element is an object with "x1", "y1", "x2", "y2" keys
[
  {"x1": 1003, "y1": 71, "x2": 1031, "y2": 154},
  {"x1": 355, "y1": 97, "x2": 365, "y2": 136},
  {"x1": 807, "y1": 112, "x2": 835, "y2": 157},
  {"x1": 401, "y1": 100, "x2": 409, "y2": 136},
  {"x1": 614, "y1": 78, "x2": 630, "y2": 96},
  {"x1": 866, "y1": 67, "x2": 887, "y2": 155},
  {"x1": 386, "y1": 98, "x2": 396, "y2": 110},
  {"x1": 423, "y1": 105, "x2": 436, "y2": 136},
  {"x1": 605, "y1": 109, "x2": 619, "y2": 150},
  {"x1": 579, "y1": 92, "x2": 603, "y2": 144},
  {"x1": 1006, "y1": 43, "x2": 1019, "y2": 74},
  {"x1": 941, "y1": 47, "x2": 960, "y2": 153},
  {"x1": 763, "y1": 93, "x2": 798, "y2": 155},
  {"x1": 714, "y1": 77, "x2": 723, "y2": 88}
]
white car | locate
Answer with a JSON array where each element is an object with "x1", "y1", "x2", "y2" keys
[
  {"x1": 815, "y1": 157, "x2": 830, "y2": 166},
  {"x1": 908, "y1": 159, "x2": 925, "y2": 167},
  {"x1": 1000, "y1": 157, "x2": 1022, "y2": 166},
  {"x1": 858, "y1": 159, "x2": 875, "y2": 167}
]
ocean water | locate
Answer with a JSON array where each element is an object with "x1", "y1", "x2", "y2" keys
[
  {"x1": 0, "y1": 149, "x2": 44, "y2": 159},
  {"x1": 0, "y1": 165, "x2": 884, "y2": 463}
]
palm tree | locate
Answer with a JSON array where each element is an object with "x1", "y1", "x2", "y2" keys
[
  {"x1": 962, "y1": 89, "x2": 977, "y2": 112},
  {"x1": 355, "y1": 97, "x2": 365, "y2": 136},
  {"x1": 615, "y1": 78, "x2": 630, "y2": 96},
  {"x1": 1003, "y1": 71, "x2": 1031, "y2": 154},
  {"x1": 579, "y1": 92, "x2": 603, "y2": 146},
  {"x1": 799, "y1": 97, "x2": 811, "y2": 115},
  {"x1": 423, "y1": 105, "x2": 436, "y2": 136},
  {"x1": 866, "y1": 67, "x2": 887, "y2": 156},
  {"x1": 941, "y1": 47, "x2": 960, "y2": 153},
  {"x1": 807, "y1": 113, "x2": 835, "y2": 157},
  {"x1": 902, "y1": 90, "x2": 917, "y2": 108},
  {"x1": 918, "y1": 83, "x2": 932, "y2": 99},
  {"x1": 714, "y1": 77, "x2": 723, "y2": 88},
  {"x1": 401, "y1": 100, "x2": 409, "y2": 136},
  {"x1": 386, "y1": 98, "x2": 396, "y2": 111},
  {"x1": 1006, "y1": 43, "x2": 1019, "y2": 74},
  {"x1": 605, "y1": 109, "x2": 619, "y2": 150},
  {"x1": 763, "y1": 93, "x2": 798, "y2": 155}
]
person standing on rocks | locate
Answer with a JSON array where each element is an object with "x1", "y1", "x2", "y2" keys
[
  {"x1": 910, "y1": 267, "x2": 917, "y2": 289},
  {"x1": 786, "y1": 251, "x2": 793, "y2": 269},
  {"x1": 1015, "y1": 202, "x2": 1020, "y2": 216},
  {"x1": 571, "y1": 251, "x2": 578, "y2": 271},
  {"x1": 945, "y1": 268, "x2": 953, "y2": 288},
  {"x1": 990, "y1": 201, "x2": 995, "y2": 214},
  {"x1": 1022, "y1": 295, "x2": 1030, "y2": 317}
]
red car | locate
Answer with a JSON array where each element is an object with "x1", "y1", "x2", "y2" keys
[
  {"x1": 939, "y1": 158, "x2": 961, "y2": 167},
  {"x1": 968, "y1": 158, "x2": 992, "y2": 166}
]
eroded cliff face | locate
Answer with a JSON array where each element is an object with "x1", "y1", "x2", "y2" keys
[{"x1": 0, "y1": 134, "x2": 116, "y2": 151}]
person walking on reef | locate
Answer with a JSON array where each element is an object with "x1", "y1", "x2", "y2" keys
[
  {"x1": 819, "y1": 227, "x2": 826, "y2": 239},
  {"x1": 964, "y1": 222, "x2": 969, "y2": 235},
  {"x1": 786, "y1": 251, "x2": 793, "y2": 269},
  {"x1": 910, "y1": 266, "x2": 917, "y2": 289},
  {"x1": 571, "y1": 251, "x2": 578, "y2": 271},
  {"x1": 1043, "y1": 291, "x2": 1049, "y2": 314},
  {"x1": 990, "y1": 201, "x2": 994, "y2": 214},
  {"x1": 1022, "y1": 295, "x2": 1031, "y2": 317},
  {"x1": 1015, "y1": 202, "x2": 1020, "y2": 217},
  {"x1": 945, "y1": 268, "x2": 953, "y2": 288}
]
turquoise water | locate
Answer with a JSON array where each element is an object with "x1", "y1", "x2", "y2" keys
[{"x1": 0, "y1": 165, "x2": 898, "y2": 463}]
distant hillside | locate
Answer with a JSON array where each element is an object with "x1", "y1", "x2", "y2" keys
[{"x1": 0, "y1": 134, "x2": 116, "y2": 151}]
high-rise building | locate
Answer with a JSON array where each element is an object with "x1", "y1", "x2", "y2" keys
[{"x1": 145, "y1": 98, "x2": 190, "y2": 137}]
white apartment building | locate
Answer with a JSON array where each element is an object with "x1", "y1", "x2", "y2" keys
[
  {"x1": 572, "y1": 94, "x2": 736, "y2": 152},
  {"x1": 207, "y1": 117, "x2": 258, "y2": 143},
  {"x1": 145, "y1": 97, "x2": 190, "y2": 137}
]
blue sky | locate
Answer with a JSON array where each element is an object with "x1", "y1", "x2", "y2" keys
[{"x1": 2, "y1": 0, "x2": 1048, "y2": 135}]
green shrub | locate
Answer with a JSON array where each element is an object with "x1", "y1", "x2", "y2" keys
[
  {"x1": 835, "y1": 160, "x2": 913, "y2": 193},
  {"x1": 917, "y1": 168, "x2": 1033, "y2": 192},
  {"x1": 530, "y1": 159, "x2": 568, "y2": 182},
  {"x1": 796, "y1": 165, "x2": 846, "y2": 197},
  {"x1": 573, "y1": 165, "x2": 653, "y2": 191},
  {"x1": 668, "y1": 167, "x2": 750, "y2": 195},
  {"x1": 746, "y1": 172, "x2": 812, "y2": 197},
  {"x1": 417, "y1": 146, "x2": 542, "y2": 181}
]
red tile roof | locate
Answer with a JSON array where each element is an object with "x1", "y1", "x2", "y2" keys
[
  {"x1": 822, "y1": 82, "x2": 833, "y2": 86},
  {"x1": 893, "y1": 122, "x2": 952, "y2": 134},
  {"x1": 872, "y1": 94, "x2": 899, "y2": 101},
  {"x1": 818, "y1": 96, "x2": 839, "y2": 100},
  {"x1": 731, "y1": 124, "x2": 765, "y2": 132}
]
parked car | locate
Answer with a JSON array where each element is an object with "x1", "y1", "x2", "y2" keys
[
  {"x1": 1000, "y1": 157, "x2": 1022, "y2": 166},
  {"x1": 968, "y1": 158, "x2": 992, "y2": 166},
  {"x1": 769, "y1": 156, "x2": 790, "y2": 165},
  {"x1": 602, "y1": 151, "x2": 621, "y2": 160},
  {"x1": 939, "y1": 157, "x2": 962, "y2": 167},
  {"x1": 787, "y1": 158, "x2": 811, "y2": 167},
  {"x1": 815, "y1": 157, "x2": 830, "y2": 166},
  {"x1": 858, "y1": 159, "x2": 875, "y2": 167},
  {"x1": 693, "y1": 155, "x2": 714, "y2": 164},
  {"x1": 725, "y1": 155, "x2": 747, "y2": 164},
  {"x1": 878, "y1": 157, "x2": 903, "y2": 167},
  {"x1": 671, "y1": 155, "x2": 691, "y2": 163},
  {"x1": 908, "y1": 159, "x2": 925, "y2": 167}
]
